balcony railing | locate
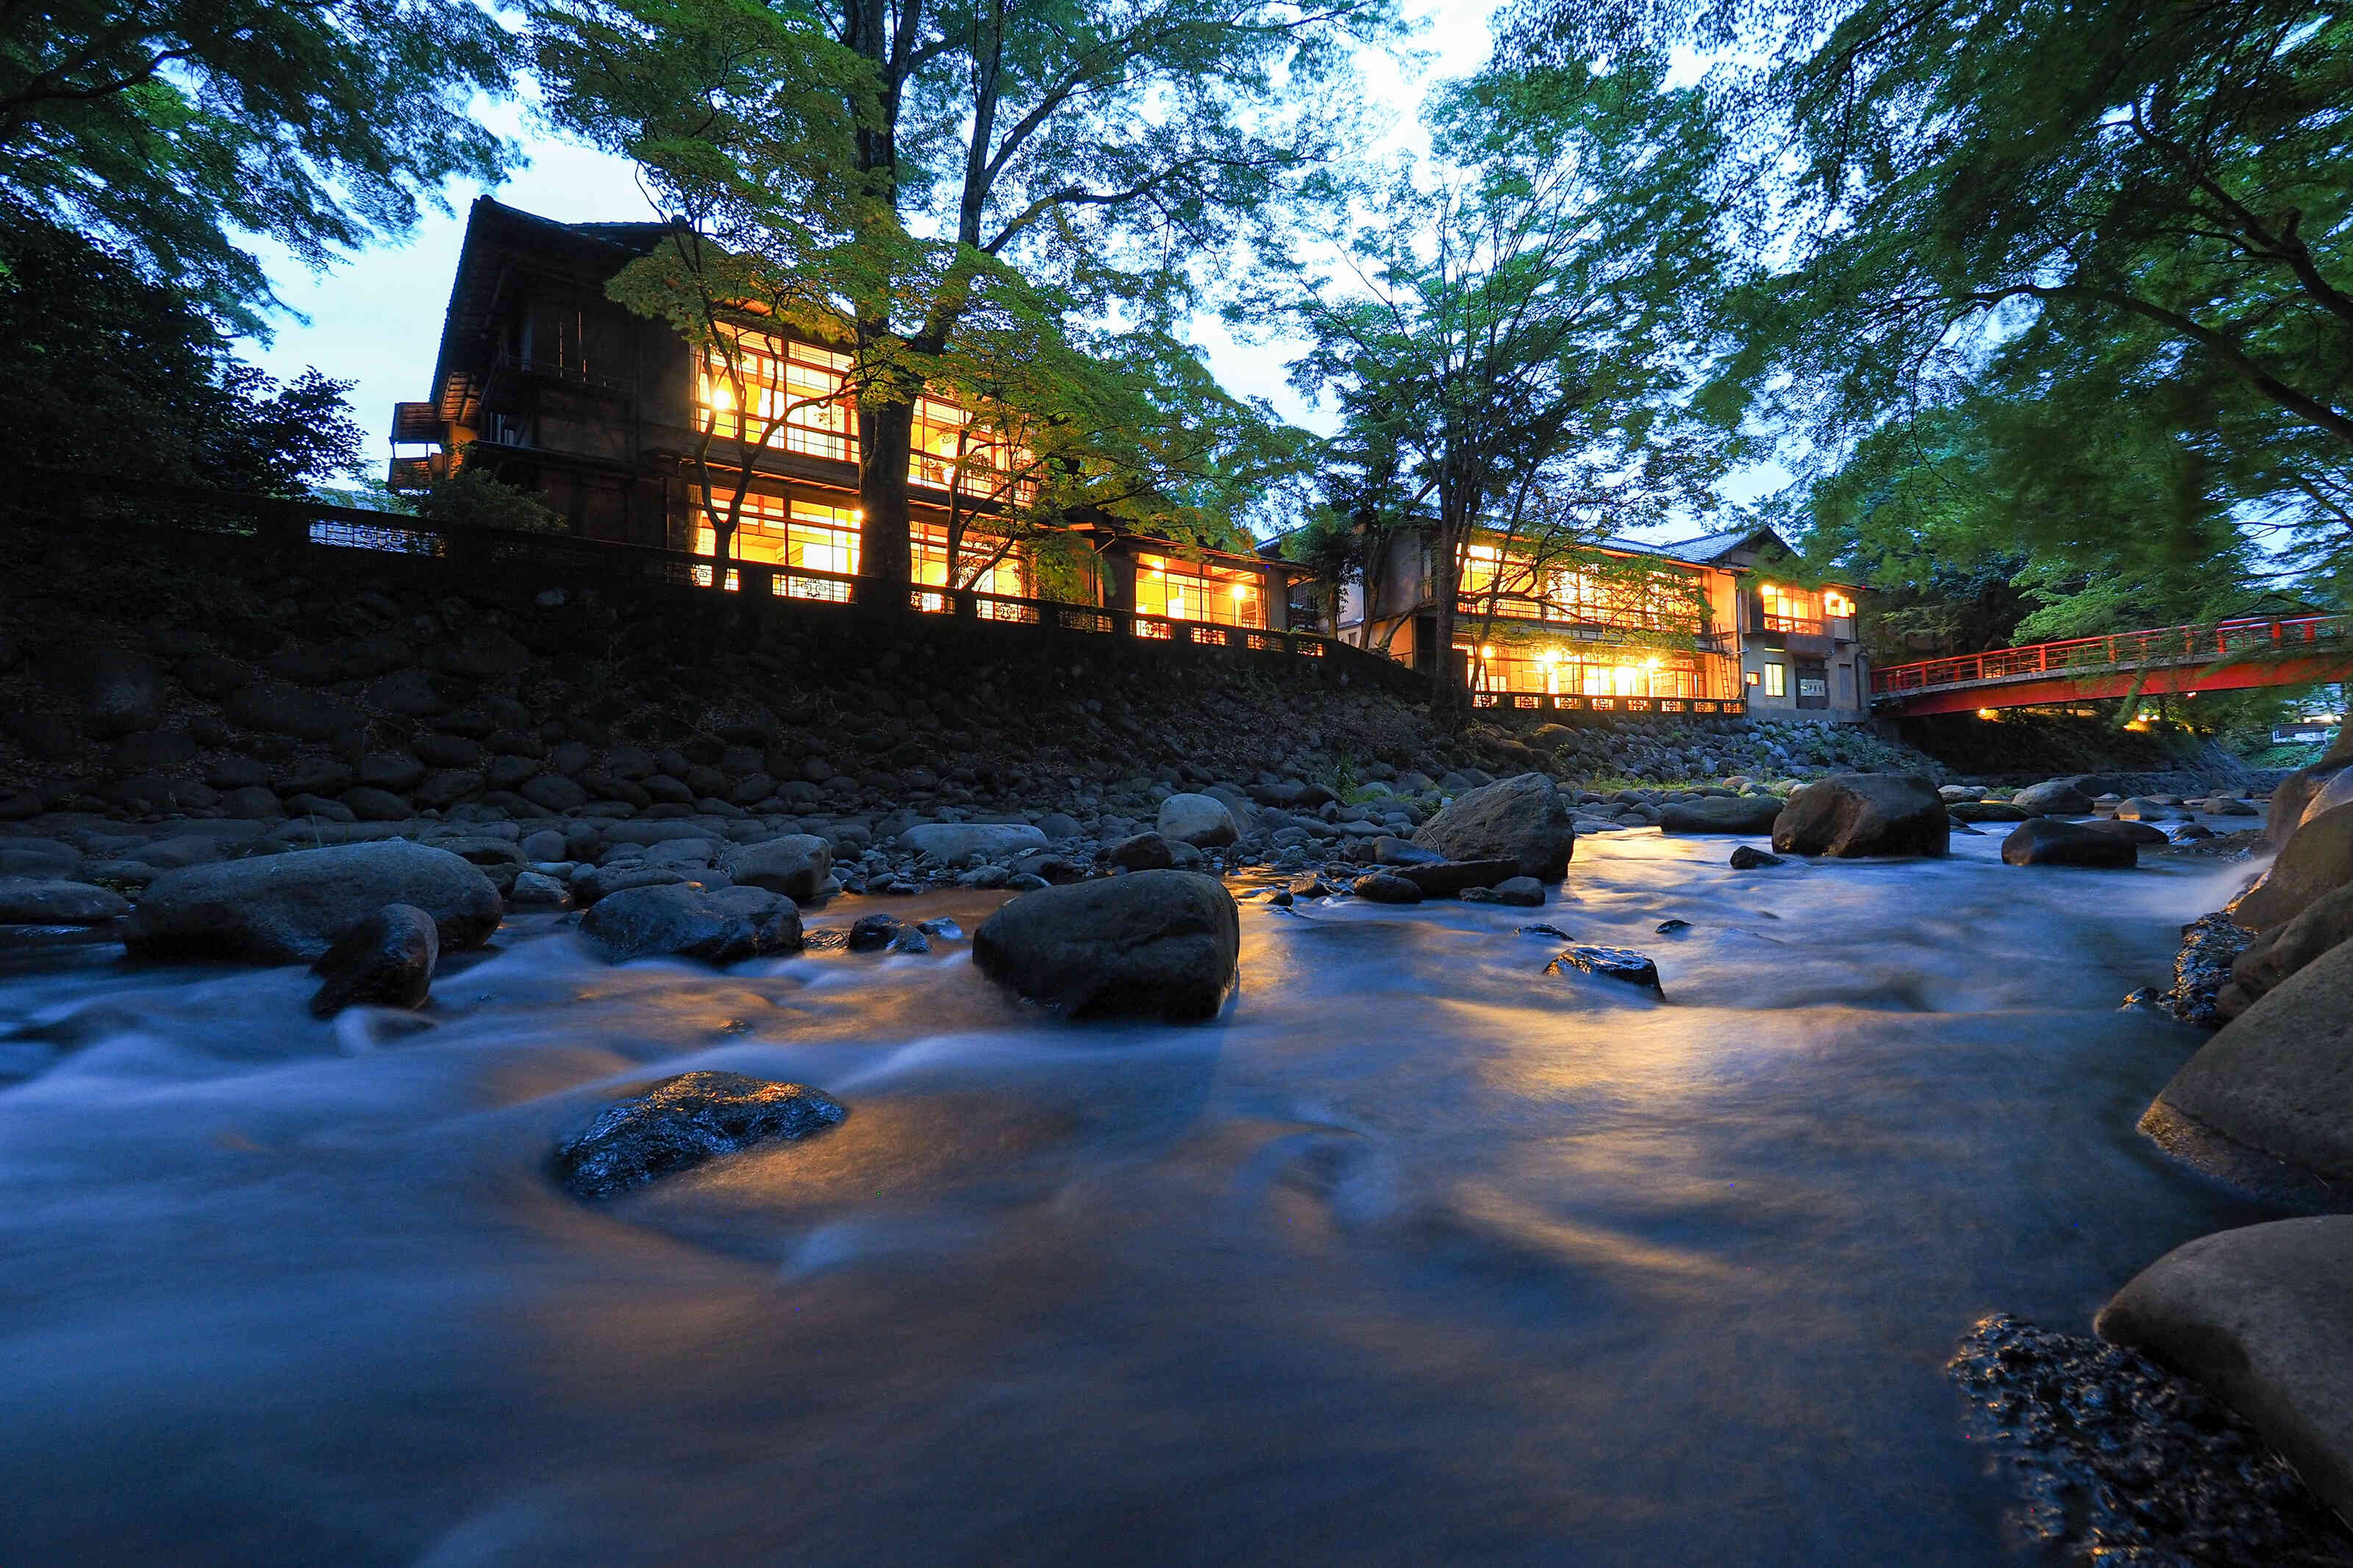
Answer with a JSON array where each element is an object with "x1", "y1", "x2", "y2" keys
[
  {"x1": 490, "y1": 348, "x2": 635, "y2": 395},
  {"x1": 1762, "y1": 613, "x2": 1824, "y2": 635},
  {"x1": 1454, "y1": 590, "x2": 1705, "y2": 639}
]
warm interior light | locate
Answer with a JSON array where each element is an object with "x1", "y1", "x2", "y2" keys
[
  {"x1": 1643, "y1": 656, "x2": 1661, "y2": 669},
  {"x1": 1231, "y1": 581, "x2": 1250, "y2": 600},
  {"x1": 1480, "y1": 645, "x2": 1497, "y2": 659},
  {"x1": 1746, "y1": 670, "x2": 1761, "y2": 685},
  {"x1": 1977, "y1": 708, "x2": 1999, "y2": 720},
  {"x1": 708, "y1": 383, "x2": 734, "y2": 410},
  {"x1": 1540, "y1": 648, "x2": 1559, "y2": 664}
]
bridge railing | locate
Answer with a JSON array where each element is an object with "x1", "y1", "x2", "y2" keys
[{"x1": 1872, "y1": 613, "x2": 2347, "y2": 696}]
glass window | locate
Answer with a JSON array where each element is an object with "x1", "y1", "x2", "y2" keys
[
  {"x1": 699, "y1": 332, "x2": 856, "y2": 462},
  {"x1": 691, "y1": 490, "x2": 859, "y2": 601},
  {"x1": 1135, "y1": 554, "x2": 1264, "y2": 628},
  {"x1": 1763, "y1": 662, "x2": 1787, "y2": 697},
  {"x1": 1453, "y1": 642, "x2": 1715, "y2": 698},
  {"x1": 910, "y1": 398, "x2": 1037, "y2": 503},
  {"x1": 1759, "y1": 583, "x2": 1821, "y2": 631},
  {"x1": 913, "y1": 521, "x2": 1026, "y2": 604}
]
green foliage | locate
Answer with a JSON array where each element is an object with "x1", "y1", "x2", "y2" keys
[
  {"x1": 414, "y1": 459, "x2": 569, "y2": 534},
  {"x1": 1252, "y1": 54, "x2": 1743, "y2": 700},
  {"x1": 1, "y1": 0, "x2": 521, "y2": 332},
  {"x1": 0, "y1": 219, "x2": 364, "y2": 492},
  {"x1": 535, "y1": 0, "x2": 1395, "y2": 580}
]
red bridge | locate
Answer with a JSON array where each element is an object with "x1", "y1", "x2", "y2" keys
[{"x1": 1871, "y1": 614, "x2": 2352, "y2": 715}]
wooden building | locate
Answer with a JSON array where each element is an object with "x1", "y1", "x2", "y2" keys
[{"x1": 390, "y1": 198, "x2": 1299, "y2": 629}]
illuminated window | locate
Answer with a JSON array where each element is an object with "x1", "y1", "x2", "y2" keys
[
  {"x1": 698, "y1": 332, "x2": 856, "y2": 461},
  {"x1": 913, "y1": 521, "x2": 1026, "y2": 603},
  {"x1": 1135, "y1": 554, "x2": 1264, "y2": 628},
  {"x1": 1823, "y1": 588, "x2": 1856, "y2": 618},
  {"x1": 1454, "y1": 642, "x2": 1714, "y2": 699},
  {"x1": 910, "y1": 397, "x2": 1038, "y2": 503},
  {"x1": 1763, "y1": 662, "x2": 1787, "y2": 697},
  {"x1": 691, "y1": 489, "x2": 859, "y2": 601},
  {"x1": 1760, "y1": 583, "x2": 1821, "y2": 631}
]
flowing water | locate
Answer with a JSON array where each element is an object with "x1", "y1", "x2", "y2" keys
[{"x1": 0, "y1": 832, "x2": 2298, "y2": 1566}]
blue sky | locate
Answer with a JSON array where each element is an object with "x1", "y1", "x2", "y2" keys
[{"x1": 240, "y1": 0, "x2": 1783, "y2": 529}]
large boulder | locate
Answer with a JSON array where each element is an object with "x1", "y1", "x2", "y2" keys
[
  {"x1": 2141, "y1": 934, "x2": 2353, "y2": 1185},
  {"x1": 2002, "y1": 817, "x2": 2138, "y2": 868},
  {"x1": 1395, "y1": 858, "x2": 1521, "y2": 898},
  {"x1": 2013, "y1": 778, "x2": 2098, "y2": 815},
  {"x1": 719, "y1": 834, "x2": 832, "y2": 901},
  {"x1": 2096, "y1": 1217, "x2": 2353, "y2": 1525},
  {"x1": 1349, "y1": 871, "x2": 1424, "y2": 904},
  {"x1": 1657, "y1": 795, "x2": 1784, "y2": 834},
  {"x1": 973, "y1": 869, "x2": 1238, "y2": 1021},
  {"x1": 2229, "y1": 881, "x2": 2353, "y2": 1011},
  {"x1": 307, "y1": 903, "x2": 438, "y2": 1017},
  {"x1": 1157, "y1": 792, "x2": 1238, "y2": 848},
  {"x1": 899, "y1": 823, "x2": 1049, "y2": 862},
  {"x1": 2268, "y1": 732, "x2": 2353, "y2": 845},
  {"x1": 2227, "y1": 800, "x2": 2353, "y2": 931},
  {"x1": 1412, "y1": 772, "x2": 1576, "y2": 881},
  {"x1": 550, "y1": 1071, "x2": 846, "y2": 1200},
  {"x1": 124, "y1": 840, "x2": 502, "y2": 963},
  {"x1": 1771, "y1": 773, "x2": 1948, "y2": 859},
  {"x1": 579, "y1": 882, "x2": 804, "y2": 964}
]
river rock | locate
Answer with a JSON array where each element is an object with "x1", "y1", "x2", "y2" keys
[
  {"x1": 579, "y1": 882, "x2": 803, "y2": 964},
  {"x1": 2002, "y1": 817, "x2": 2137, "y2": 868},
  {"x1": 124, "y1": 840, "x2": 502, "y2": 963},
  {"x1": 0, "y1": 878, "x2": 130, "y2": 925},
  {"x1": 899, "y1": 823, "x2": 1049, "y2": 862},
  {"x1": 1370, "y1": 836, "x2": 1442, "y2": 865},
  {"x1": 38, "y1": 643, "x2": 162, "y2": 736},
  {"x1": 2228, "y1": 801, "x2": 2353, "y2": 931},
  {"x1": 1350, "y1": 871, "x2": 1424, "y2": 903},
  {"x1": 1490, "y1": 876, "x2": 1545, "y2": 906},
  {"x1": 0, "y1": 840, "x2": 78, "y2": 878},
  {"x1": 307, "y1": 903, "x2": 438, "y2": 1017},
  {"x1": 1546, "y1": 945, "x2": 1663, "y2": 995},
  {"x1": 972, "y1": 869, "x2": 1238, "y2": 1020},
  {"x1": 507, "y1": 870, "x2": 570, "y2": 907},
  {"x1": 1157, "y1": 792, "x2": 1238, "y2": 848},
  {"x1": 718, "y1": 834, "x2": 832, "y2": 901},
  {"x1": 1728, "y1": 845, "x2": 1784, "y2": 869},
  {"x1": 1413, "y1": 773, "x2": 1575, "y2": 881},
  {"x1": 549, "y1": 1071, "x2": 847, "y2": 1200},
  {"x1": 1771, "y1": 773, "x2": 1947, "y2": 859},
  {"x1": 1107, "y1": 831, "x2": 1176, "y2": 871},
  {"x1": 2141, "y1": 934, "x2": 2353, "y2": 1187},
  {"x1": 2013, "y1": 779, "x2": 2096, "y2": 815},
  {"x1": 1396, "y1": 859, "x2": 1520, "y2": 898},
  {"x1": 2229, "y1": 881, "x2": 2353, "y2": 1013},
  {"x1": 225, "y1": 679, "x2": 365, "y2": 741},
  {"x1": 2082, "y1": 818, "x2": 2168, "y2": 846},
  {"x1": 1948, "y1": 801, "x2": 2033, "y2": 823},
  {"x1": 2097, "y1": 1217, "x2": 2353, "y2": 1525},
  {"x1": 1657, "y1": 795, "x2": 1784, "y2": 834}
]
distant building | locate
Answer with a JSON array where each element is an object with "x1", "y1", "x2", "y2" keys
[
  {"x1": 390, "y1": 197, "x2": 1299, "y2": 629},
  {"x1": 1288, "y1": 519, "x2": 1870, "y2": 722}
]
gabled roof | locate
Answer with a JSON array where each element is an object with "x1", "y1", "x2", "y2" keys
[{"x1": 1613, "y1": 524, "x2": 1791, "y2": 565}]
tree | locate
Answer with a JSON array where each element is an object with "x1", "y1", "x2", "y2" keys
[
  {"x1": 535, "y1": 0, "x2": 1393, "y2": 585},
  {"x1": 0, "y1": 218, "x2": 365, "y2": 492},
  {"x1": 1510, "y1": 0, "x2": 2353, "y2": 616},
  {"x1": 1257, "y1": 57, "x2": 1739, "y2": 712},
  {"x1": 1, "y1": 0, "x2": 521, "y2": 332}
]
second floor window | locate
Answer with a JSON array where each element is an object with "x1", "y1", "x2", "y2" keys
[
  {"x1": 1760, "y1": 583, "x2": 1821, "y2": 631},
  {"x1": 699, "y1": 332, "x2": 856, "y2": 462},
  {"x1": 1136, "y1": 554, "x2": 1264, "y2": 628}
]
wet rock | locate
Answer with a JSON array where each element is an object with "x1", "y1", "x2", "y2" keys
[
  {"x1": 307, "y1": 903, "x2": 438, "y2": 1017},
  {"x1": 225, "y1": 679, "x2": 365, "y2": 741},
  {"x1": 1658, "y1": 795, "x2": 1783, "y2": 834},
  {"x1": 1107, "y1": 831, "x2": 1176, "y2": 871},
  {"x1": 2229, "y1": 882, "x2": 2353, "y2": 1015},
  {"x1": 2099, "y1": 1221, "x2": 2353, "y2": 1532},
  {"x1": 1157, "y1": 792, "x2": 1238, "y2": 848},
  {"x1": 1035, "y1": 813, "x2": 1084, "y2": 841},
  {"x1": 550, "y1": 1070, "x2": 847, "y2": 1200},
  {"x1": 579, "y1": 882, "x2": 803, "y2": 964},
  {"x1": 1728, "y1": 845, "x2": 1783, "y2": 869},
  {"x1": 1546, "y1": 945, "x2": 1663, "y2": 995},
  {"x1": 1952, "y1": 1311, "x2": 2352, "y2": 1565},
  {"x1": 1655, "y1": 918, "x2": 1690, "y2": 934},
  {"x1": 973, "y1": 869, "x2": 1238, "y2": 1021},
  {"x1": 1370, "y1": 836, "x2": 1443, "y2": 865},
  {"x1": 1413, "y1": 772, "x2": 1576, "y2": 881},
  {"x1": 916, "y1": 917, "x2": 961, "y2": 941},
  {"x1": 2228, "y1": 801, "x2": 2353, "y2": 931},
  {"x1": 1490, "y1": 876, "x2": 1545, "y2": 906},
  {"x1": 719, "y1": 834, "x2": 832, "y2": 902},
  {"x1": 1948, "y1": 801, "x2": 2033, "y2": 823},
  {"x1": 508, "y1": 870, "x2": 571, "y2": 907},
  {"x1": 1772, "y1": 773, "x2": 1947, "y2": 859},
  {"x1": 900, "y1": 823, "x2": 1049, "y2": 861},
  {"x1": 0, "y1": 878, "x2": 130, "y2": 925},
  {"x1": 2173, "y1": 823, "x2": 2216, "y2": 842},
  {"x1": 0, "y1": 840, "x2": 78, "y2": 878},
  {"x1": 1396, "y1": 858, "x2": 1520, "y2": 898},
  {"x1": 2082, "y1": 818, "x2": 2168, "y2": 846},
  {"x1": 1350, "y1": 871, "x2": 1424, "y2": 904},
  {"x1": 846, "y1": 913, "x2": 903, "y2": 952},
  {"x1": 2138, "y1": 912, "x2": 2255, "y2": 1028},
  {"x1": 124, "y1": 840, "x2": 502, "y2": 964},
  {"x1": 2142, "y1": 933, "x2": 2353, "y2": 1192},
  {"x1": 2013, "y1": 779, "x2": 2097, "y2": 815},
  {"x1": 2002, "y1": 818, "x2": 2138, "y2": 868}
]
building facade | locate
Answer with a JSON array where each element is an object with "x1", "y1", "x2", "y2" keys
[
  {"x1": 390, "y1": 198, "x2": 1297, "y2": 629},
  {"x1": 1315, "y1": 522, "x2": 1870, "y2": 723}
]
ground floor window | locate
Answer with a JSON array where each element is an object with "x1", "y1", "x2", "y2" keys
[
  {"x1": 1135, "y1": 554, "x2": 1264, "y2": 629},
  {"x1": 693, "y1": 490, "x2": 1040, "y2": 608},
  {"x1": 913, "y1": 521, "x2": 1026, "y2": 608},
  {"x1": 1457, "y1": 641, "x2": 1720, "y2": 699},
  {"x1": 1763, "y1": 661, "x2": 1787, "y2": 698}
]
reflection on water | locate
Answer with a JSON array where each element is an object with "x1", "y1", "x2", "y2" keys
[{"x1": 0, "y1": 833, "x2": 2293, "y2": 1565}]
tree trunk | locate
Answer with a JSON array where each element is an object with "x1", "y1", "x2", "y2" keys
[
  {"x1": 1429, "y1": 518, "x2": 1468, "y2": 725},
  {"x1": 858, "y1": 398, "x2": 915, "y2": 590}
]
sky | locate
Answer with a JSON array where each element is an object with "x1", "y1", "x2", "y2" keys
[{"x1": 242, "y1": 0, "x2": 1782, "y2": 532}]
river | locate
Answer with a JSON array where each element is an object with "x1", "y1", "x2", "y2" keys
[{"x1": 0, "y1": 831, "x2": 2293, "y2": 1565}]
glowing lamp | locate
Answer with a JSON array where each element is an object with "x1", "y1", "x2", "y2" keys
[
  {"x1": 1977, "y1": 708, "x2": 1999, "y2": 720},
  {"x1": 1231, "y1": 581, "x2": 1251, "y2": 600}
]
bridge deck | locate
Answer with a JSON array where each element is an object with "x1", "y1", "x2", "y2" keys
[{"x1": 1872, "y1": 615, "x2": 2349, "y2": 715}]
